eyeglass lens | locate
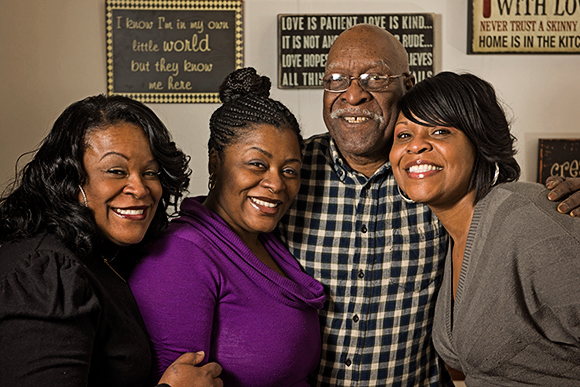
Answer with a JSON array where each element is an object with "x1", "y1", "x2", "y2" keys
[{"x1": 323, "y1": 74, "x2": 391, "y2": 92}]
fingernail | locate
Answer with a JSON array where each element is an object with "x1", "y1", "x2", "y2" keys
[
  {"x1": 558, "y1": 203, "x2": 569, "y2": 213},
  {"x1": 548, "y1": 192, "x2": 556, "y2": 201}
]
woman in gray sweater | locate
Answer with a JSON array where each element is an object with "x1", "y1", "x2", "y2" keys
[{"x1": 389, "y1": 71, "x2": 580, "y2": 386}]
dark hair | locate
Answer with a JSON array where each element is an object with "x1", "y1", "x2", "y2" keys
[
  {"x1": 208, "y1": 67, "x2": 303, "y2": 157},
  {"x1": 0, "y1": 94, "x2": 191, "y2": 256},
  {"x1": 398, "y1": 71, "x2": 520, "y2": 203}
]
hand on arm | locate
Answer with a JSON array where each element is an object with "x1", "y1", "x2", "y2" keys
[
  {"x1": 546, "y1": 176, "x2": 580, "y2": 217},
  {"x1": 158, "y1": 351, "x2": 223, "y2": 387}
]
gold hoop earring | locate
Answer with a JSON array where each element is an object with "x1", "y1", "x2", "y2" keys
[
  {"x1": 208, "y1": 173, "x2": 216, "y2": 191},
  {"x1": 78, "y1": 185, "x2": 88, "y2": 207}
]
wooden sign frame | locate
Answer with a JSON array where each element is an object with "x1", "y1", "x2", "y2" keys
[
  {"x1": 468, "y1": 0, "x2": 580, "y2": 54},
  {"x1": 277, "y1": 13, "x2": 435, "y2": 89},
  {"x1": 106, "y1": 0, "x2": 243, "y2": 103}
]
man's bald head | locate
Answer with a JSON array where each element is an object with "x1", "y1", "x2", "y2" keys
[{"x1": 327, "y1": 24, "x2": 410, "y2": 76}]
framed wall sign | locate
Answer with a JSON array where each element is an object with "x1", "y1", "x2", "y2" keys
[
  {"x1": 538, "y1": 139, "x2": 580, "y2": 183},
  {"x1": 106, "y1": 0, "x2": 243, "y2": 103},
  {"x1": 277, "y1": 13, "x2": 435, "y2": 89},
  {"x1": 469, "y1": 0, "x2": 580, "y2": 54}
]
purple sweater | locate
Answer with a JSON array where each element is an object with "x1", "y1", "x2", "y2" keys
[{"x1": 129, "y1": 197, "x2": 325, "y2": 386}]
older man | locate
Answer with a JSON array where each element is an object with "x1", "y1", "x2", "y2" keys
[{"x1": 279, "y1": 24, "x2": 450, "y2": 386}]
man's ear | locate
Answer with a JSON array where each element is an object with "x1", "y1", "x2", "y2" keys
[{"x1": 404, "y1": 72, "x2": 416, "y2": 91}]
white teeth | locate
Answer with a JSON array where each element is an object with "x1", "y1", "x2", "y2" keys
[
  {"x1": 250, "y1": 197, "x2": 278, "y2": 208},
  {"x1": 409, "y1": 164, "x2": 442, "y2": 173},
  {"x1": 115, "y1": 208, "x2": 144, "y2": 215},
  {"x1": 344, "y1": 116, "x2": 369, "y2": 124}
]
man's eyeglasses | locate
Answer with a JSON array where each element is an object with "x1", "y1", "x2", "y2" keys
[{"x1": 321, "y1": 73, "x2": 405, "y2": 93}]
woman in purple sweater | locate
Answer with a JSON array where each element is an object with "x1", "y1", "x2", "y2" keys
[{"x1": 129, "y1": 67, "x2": 325, "y2": 386}]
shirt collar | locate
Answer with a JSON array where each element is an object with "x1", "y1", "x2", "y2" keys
[{"x1": 327, "y1": 135, "x2": 392, "y2": 185}]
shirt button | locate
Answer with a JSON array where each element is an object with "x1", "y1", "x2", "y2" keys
[
  {"x1": 361, "y1": 225, "x2": 367, "y2": 233},
  {"x1": 358, "y1": 270, "x2": 364, "y2": 279},
  {"x1": 345, "y1": 358, "x2": 352, "y2": 367},
  {"x1": 353, "y1": 315, "x2": 359, "y2": 322}
]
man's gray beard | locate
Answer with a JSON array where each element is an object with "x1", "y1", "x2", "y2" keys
[{"x1": 330, "y1": 108, "x2": 384, "y2": 124}]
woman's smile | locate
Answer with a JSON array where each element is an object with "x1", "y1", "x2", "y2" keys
[
  {"x1": 249, "y1": 196, "x2": 282, "y2": 214},
  {"x1": 404, "y1": 161, "x2": 444, "y2": 179},
  {"x1": 112, "y1": 205, "x2": 150, "y2": 218}
]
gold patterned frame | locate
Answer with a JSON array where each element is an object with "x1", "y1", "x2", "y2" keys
[{"x1": 106, "y1": 0, "x2": 243, "y2": 103}]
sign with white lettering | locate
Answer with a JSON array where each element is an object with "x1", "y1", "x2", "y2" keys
[
  {"x1": 106, "y1": 0, "x2": 243, "y2": 103},
  {"x1": 469, "y1": 0, "x2": 580, "y2": 53},
  {"x1": 538, "y1": 139, "x2": 580, "y2": 183},
  {"x1": 277, "y1": 13, "x2": 435, "y2": 89}
]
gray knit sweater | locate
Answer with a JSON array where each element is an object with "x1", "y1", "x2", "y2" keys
[{"x1": 433, "y1": 182, "x2": 580, "y2": 386}]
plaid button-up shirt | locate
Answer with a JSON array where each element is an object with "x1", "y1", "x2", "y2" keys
[{"x1": 278, "y1": 134, "x2": 452, "y2": 386}]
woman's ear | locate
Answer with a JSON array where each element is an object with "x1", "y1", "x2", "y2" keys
[{"x1": 208, "y1": 148, "x2": 219, "y2": 174}]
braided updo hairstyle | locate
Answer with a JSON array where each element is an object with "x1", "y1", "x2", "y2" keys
[{"x1": 208, "y1": 67, "x2": 303, "y2": 157}]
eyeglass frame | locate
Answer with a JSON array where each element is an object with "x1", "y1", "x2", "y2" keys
[{"x1": 320, "y1": 73, "x2": 406, "y2": 93}]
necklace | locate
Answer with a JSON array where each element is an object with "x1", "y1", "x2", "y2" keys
[{"x1": 103, "y1": 257, "x2": 126, "y2": 282}]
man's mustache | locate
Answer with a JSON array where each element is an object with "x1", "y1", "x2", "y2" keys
[{"x1": 330, "y1": 108, "x2": 384, "y2": 123}]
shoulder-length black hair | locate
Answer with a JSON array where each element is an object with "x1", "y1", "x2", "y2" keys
[
  {"x1": 398, "y1": 71, "x2": 520, "y2": 204},
  {"x1": 0, "y1": 94, "x2": 190, "y2": 256}
]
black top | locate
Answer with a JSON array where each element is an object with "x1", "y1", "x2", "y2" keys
[{"x1": 0, "y1": 233, "x2": 151, "y2": 386}]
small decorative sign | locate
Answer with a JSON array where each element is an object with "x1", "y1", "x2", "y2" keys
[
  {"x1": 469, "y1": 0, "x2": 580, "y2": 54},
  {"x1": 538, "y1": 139, "x2": 580, "y2": 183},
  {"x1": 106, "y1": 0, "x2": 243, "y2": 103},
  {"x1": 277, "y1": 13, "x2": 435, "y2": 89}
]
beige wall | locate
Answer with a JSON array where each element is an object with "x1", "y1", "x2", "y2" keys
[{"x1": 2, "y1": 0, "x2": 579, "y2": 196}]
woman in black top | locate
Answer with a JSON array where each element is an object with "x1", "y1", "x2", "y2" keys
[{"x1": 0, "y1": 95, "x2": 222, "y2": 386}]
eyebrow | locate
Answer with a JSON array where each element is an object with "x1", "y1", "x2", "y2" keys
[
  {"x1": 100, "y1": 152, "x2": 158, "y2": 165},
  {"x1": 327, "y1": 59, "x2": 392, "y2": 72},
  {"x1": 100, "y1": 151, "x2": 129, "y2": 161},
  {"x1": 249, "y1": 147, "x2": 302, "y2": 165}
]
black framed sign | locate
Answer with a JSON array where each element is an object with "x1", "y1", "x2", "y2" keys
[
  {"x1": 538, "y1": 139, "x2": 580, "y2": 183},
  {"x1": 468, "y1": 0, "x2": 580, "y2": 54},
  {"x1": 106, "y1": 0, "x2": 243, "y2": 103},
  {"x1": 277, "y1": 13, "x2": 435, "y2": 89}
]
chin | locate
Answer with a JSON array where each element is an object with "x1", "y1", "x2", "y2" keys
[
  {"x1": 109, "y1": 233, "x2": 147, "y2": 246},
  {"x1": 401, "y1": 188, "x2": 430, "y2": 204},
  {"x1": 251, "y1": 222, "x2": 279, "y2": 235}
]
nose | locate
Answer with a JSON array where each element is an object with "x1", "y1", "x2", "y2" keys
[
  {"x1": 407, "y1": 133, "x2": 433, "y2": 154},
  {"x1": 340, "y1": 77, "x2": 371, "y2": 106},
  {"x1": 261, "y1": 170, "x2": 286, "y2": 193},
  {"x1": 123, "y1": 174, "x2": 149, "y2": 198}
]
